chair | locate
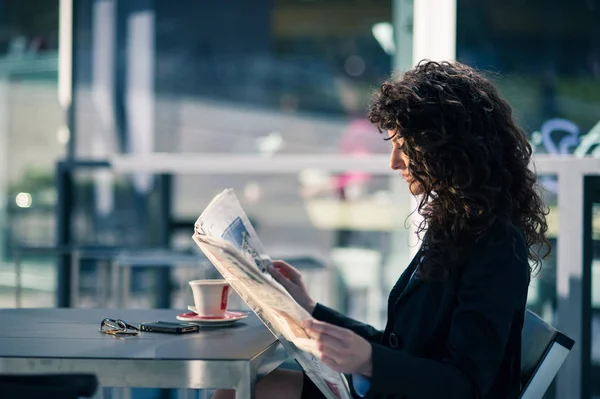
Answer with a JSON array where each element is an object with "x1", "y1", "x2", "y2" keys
[
  {"x1": 520, "y1": 310, "x2": 575, "y2": 399},
  {"x1": 0, "y1": 374, "x2": 98, "y2": 399},
  {"x1": 285, "y1": 309, "x2": 574, "y2": 398}
]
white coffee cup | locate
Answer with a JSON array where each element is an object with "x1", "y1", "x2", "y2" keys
[{"x1": 188, "y1": 279, "x2": 231, "y2": 317}]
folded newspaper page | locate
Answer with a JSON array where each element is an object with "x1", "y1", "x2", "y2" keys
[{"x1": 193, "y1": 189, "x2": 352, "y2": 399}]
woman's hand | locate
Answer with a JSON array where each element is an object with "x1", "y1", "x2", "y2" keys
[
  {"x1": 303, "y1": 319, "x2": 373, "y2": 376},
  {"x1": 268, "y1": 260, "x2": 316, "y2": 314}
]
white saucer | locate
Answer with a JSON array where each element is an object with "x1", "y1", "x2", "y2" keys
[{"x1": 176, "y1": 307, "x2": 248, "y2": 327}]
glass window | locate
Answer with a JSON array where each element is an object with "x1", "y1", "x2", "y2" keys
[
  {"x1": 69, "y1": 0, "x2": 403, "y2": 327},
  {"x1": 457, "y1": 0, "x2": 600, "y2": 158},
  {"x1": 73, "y1": 0, "x2": 394, "y2": 157},
  {"x1": 0, "y1": 0, "x2": 61, "y2": 308}
]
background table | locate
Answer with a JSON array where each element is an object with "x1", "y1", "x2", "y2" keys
[{"x1": 0, "y1": 308, "x2": 288, "y2": 398}]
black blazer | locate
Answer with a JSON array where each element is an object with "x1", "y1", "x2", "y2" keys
[{"x1": 313, "y1": 221, "x2": 530, "y2": 399}]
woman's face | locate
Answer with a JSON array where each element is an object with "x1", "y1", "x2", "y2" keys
[{"x1": 388, "y1": 130, "x2": 423, "y2": 195}]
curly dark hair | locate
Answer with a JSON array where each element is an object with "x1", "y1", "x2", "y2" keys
[{"x1": 368, "y1": 60, "x2": 550, "y2": 280}]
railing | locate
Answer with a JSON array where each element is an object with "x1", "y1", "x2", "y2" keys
[{"x1": 0, "y1": 51, "x2": 58, "y2": 75}]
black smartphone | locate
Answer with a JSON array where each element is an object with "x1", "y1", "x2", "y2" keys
[{"x1": 139, "y1": 321, "x2": 199, "y2": 334}]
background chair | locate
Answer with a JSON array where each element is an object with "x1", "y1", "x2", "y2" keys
[
  {"x1": 0, "y1": 374, "x2": 98, "y2": 399},
  {"x1": 520, "y1": 310, "x2": 575, "y2": 399}
]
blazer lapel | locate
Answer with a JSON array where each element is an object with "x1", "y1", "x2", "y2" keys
[
  {"x1": 393, "y1": 260, "x2": 424, "y2": 309},
  {"x1": 388, "y1": 253, "x2": 419, "y2": 298}
]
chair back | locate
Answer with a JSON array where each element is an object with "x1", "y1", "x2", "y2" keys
[{"x1": 520, "y1": 310, "x2": 575, "y2": 399}]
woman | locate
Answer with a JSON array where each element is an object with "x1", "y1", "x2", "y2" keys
[{"x1": 214, "y1": 60, "x2": 549, "y2": 399}]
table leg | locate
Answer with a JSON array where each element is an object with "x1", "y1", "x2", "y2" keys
[
  {"x1": 176, "y1": 389, "x2": 202, "y2": 399},
  {"x1": 235, "y1": 369, "x2": 255, "y2": 399},
  {"x1": 90, "y1": 387, "x2": 106, "y2": 399},
  {"x1": 108, "y1": 387, "x2": 131, "y2": 399}
]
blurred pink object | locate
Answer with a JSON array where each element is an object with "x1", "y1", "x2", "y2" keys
[{"x1": 335, "y1": 119, "x2": 384, "y2": 190}]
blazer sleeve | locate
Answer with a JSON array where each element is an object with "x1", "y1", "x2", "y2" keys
[
  {"x1": 366, "y1": 236, "x2": 530, "y2": 398},
  {"x1": 312, "y1": 303, "x2": 383, "y2": 343}
]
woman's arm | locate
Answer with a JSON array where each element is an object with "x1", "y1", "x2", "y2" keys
[
  {"x1": 269, "y1": 260, "x2": 383, "y2": 342},
  {"x1": 366, "y1": 237, "x2": 530, "y2": 398},
  {"x1": 312, "y1": 303, "x2": 383, "y2": 343}
]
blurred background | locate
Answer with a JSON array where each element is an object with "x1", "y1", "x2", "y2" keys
[{"x1": 0, "y1": 0, "x2": 598, "y2": 398}]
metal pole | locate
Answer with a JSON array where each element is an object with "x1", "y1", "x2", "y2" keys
[
  {"x1": 97, "y1": 259, "x2": 109, "y2": 307},
  {"x1": 581, "y1": 175, "x2": 599, "y2": 399},
  {"x1": 14, "y1": 249, "x2": 21, "y2": 308},
  {"x1": 56, "y1": 162, "x2": 73, "y2": 307},
  {"x1": 110, "y1": 257, "x2": 120, "y2": 308},
  {"x1": 59, "y1": 0, "x2": 76, "y2": 161},
  {"x1": 156, "y1": 173, "x2": 172, "y2": 309},
  {"x1": 0, "y1": 78, "x2": 9, "y2": 289},
  {"x1": 57, "y1": 0, "x2": 76, "y2": 308},
  {"x1": 70, "y1": 249, "x2": 80, "y2": 307},
  {"x1": 555, "y1": 169, "x2": 585, "y2": 398}
]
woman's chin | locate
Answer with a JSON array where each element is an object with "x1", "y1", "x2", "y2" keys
[{"x1": 408, "y1": 182, "x2": 424, "y2": 196}]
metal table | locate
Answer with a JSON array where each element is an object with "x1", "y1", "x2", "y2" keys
[{"x1": 0, "y1": 308, "x2": 288, "y2": 398}]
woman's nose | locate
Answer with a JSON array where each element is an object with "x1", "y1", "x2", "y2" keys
[{"x1": 390, "y1": 153, "x2": 403, "y2": 170}]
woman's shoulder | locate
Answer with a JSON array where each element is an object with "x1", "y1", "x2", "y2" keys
[
  {"x1": 465, "y1": 219, "x2": 530, "y2": 278},
  {"x1": 473, "y1": 218, "x2": 526, "y2": 255},
  {"x1": 456, "y1": 219, "x2": 531, "y2": 306}
]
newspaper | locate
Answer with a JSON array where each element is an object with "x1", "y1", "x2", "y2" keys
[{"x1": 193, "y1": 189, "x2": 352, "y2": 399}]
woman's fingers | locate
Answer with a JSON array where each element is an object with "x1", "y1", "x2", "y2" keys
[
  {"x1": 271, "y1": 260, "x2": 302, "y2": 282},
  {"x1": 304, "y1": 320, "x2": 351, "y2": 365},
  {"x1": 304, "y1": 319, "x2": 351, "y2": 342},
  {"x1": 267, "y1": 265, "x2": 296, "y2": 291},
  {"x1": 302, "y1": 320, "x2": 373, "y2": 375},
  {"x1": 268, "y1": 262, "x2": 315, "y2": 314},
  {"x1": 314, "y1": 332, "x2": 347, "y2": 355}
]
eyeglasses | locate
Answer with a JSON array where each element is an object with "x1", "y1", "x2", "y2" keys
[{"x1": 100, "y1": 318, "x2": 139, "y2": 336}]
